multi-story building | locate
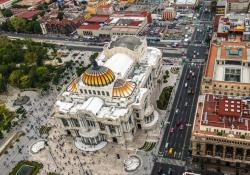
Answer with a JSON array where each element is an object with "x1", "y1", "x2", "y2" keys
[
  {"x1": 216, "y1": 0, "x2": 226, "y2": 15},
  {"x1": 174, "y1": 0, "x2": 198, "y2": 10},
  {"x1": 40, "y1": 16, "x2": 84, "y2": 35},
  {"x1": 201, "y1": 40, "x2": 250, "y2": 97},
  {"x1": 77, "y1": 11, "x2": 152, "y2": 38},
  {"x1": 226, "y1": 0, "x2": 250, "y2": 13},
  {"x1": 192, "y1": 94, "x2": 250, "y2": 174},
  {"x1": 54, "y1": 35, "x2": 162, "y2": 149},
  {"x1": 0, "y1": 0, "x2": 15, "y2": 9},
  {"x1": 216, "y1": 13, "x2": 250, "y2": 42}
]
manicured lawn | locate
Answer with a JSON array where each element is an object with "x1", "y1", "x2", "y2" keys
[{"x1": 9, "y1": 160, "x2": 43, "y2": 175}]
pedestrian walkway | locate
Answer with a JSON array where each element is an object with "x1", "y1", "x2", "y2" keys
[{"x1": 160, "y1": 158, "x2": 186, "y2": 167}]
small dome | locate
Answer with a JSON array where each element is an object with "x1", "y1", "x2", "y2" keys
[
  {"x1": 67, "y1": 79, "x2": 78, "y2": 92},
  {"x1": 113, "y1": 79, "x2": 136, "y2": 97},
  {"x1": 82, "y1": 65, "x2": 115, "y2": 87}
]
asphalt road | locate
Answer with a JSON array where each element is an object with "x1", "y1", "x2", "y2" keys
[{"x1": 158, "y1": 62, "x2": 203, "y2": 159}]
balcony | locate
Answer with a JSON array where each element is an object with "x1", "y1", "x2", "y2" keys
[
  {"x1": 206, "y1": 151, "x2": 213, "y2": 156},
  {"x1": 143, "y1": 111, "x2": 159, "y2": 130},
  {"x1": 225, "y1": 154, "x2": 233, "y2": 159},
  {"x1": 236, "y1": 155, "x2": 243, "y2": 160},
  {"x1": 144, "y1": 104, "x2": 154, "y2": 117},
  {"x1": 215, "y1": 152, "x2": 223, "y2": 157}
]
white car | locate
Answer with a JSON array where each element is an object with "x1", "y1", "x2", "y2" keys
[
  {"x1": 175, "y1": 108, "x2": 179, "y2": 114},
  {"x1": 185, "y1": 82, "x2": 188, "y2": 88}
]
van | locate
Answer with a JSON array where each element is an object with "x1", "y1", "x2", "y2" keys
[{"x1": 185, "y1": 82, "x2": 188, "y2": 88}]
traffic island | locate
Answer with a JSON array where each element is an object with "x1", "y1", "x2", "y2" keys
[{"x1": 9, "y1": 160, "x2": 43, "y2": 175}]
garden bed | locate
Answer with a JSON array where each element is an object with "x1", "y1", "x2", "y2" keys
[{"x1": 9, "y1": 160, "x2": 43, "y2": 175}]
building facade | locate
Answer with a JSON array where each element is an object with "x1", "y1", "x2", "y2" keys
[
  {"x1": 192, "y1": 94, "x2": 250, "y2": 174},
  {"x1": 54, "y1": 36, "x2": 163, "y2": 148},
  {"x1": 226, "y1": 0, "x2": 250, "y2": 13}
]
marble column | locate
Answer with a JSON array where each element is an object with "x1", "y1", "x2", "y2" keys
[
  {"x1": 213, "y1": 144, "x2": 216, "y2": 157},
  {"x1": 200, "y1": 143, "x2": 206, "y2": 157},
  {"x1": 223, "y1": 145, "x2": 226, "y2": 159},
  {"x1": 192, "y1": 141, "x2": 197, "y2": 155},
  {"x1": 243, "y1": 149, "x2": 247, "y2": 161},
  {"x1": 233, "y1": 147, "x2": 236, "y2": 160}
]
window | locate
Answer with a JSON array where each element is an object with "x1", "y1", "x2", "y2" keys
[
  {"x1": 97, "y1": 91, "x2": 101, "y2": 95},
  {"x1": 84, "y1": 89, "x2": 87, "y2": 94},
  {"x1": 106, "y1": 92, "x2": 110, "y2": 96},
  {"x1": 88, "y1": 90, "x2": 92, "y2": 94},
  {"x1": 71, "y1": 118, "x2": 80, "y2": 127},
  {"x1": 80, "y1": 89, "x2": 83, "y2": 93},
  {"x1": 99, "y1": 122, "x2": 105, "y2": 130},
  {"x1": 224, "y1": 68, "x2": 241, "y2": 82},
  {"x1": 61, "y1": 118, "x2": 69, "y2": 127},
  {"x1": 86, "y1": 120, "x2": 95, "y2": 127},
  {"x1": 109, "y1": 125, "x2": 116, "y2": 134},
  {"x1": 102, "y1": 91, "x2": 105, "y2": 95},
  {"x1": 93, "y1": 90, "x2": 96, "y2": 95}
]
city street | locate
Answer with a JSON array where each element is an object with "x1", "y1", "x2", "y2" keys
[{"x1": 151, "y1": 1, "x2": 213, "y2": 174}]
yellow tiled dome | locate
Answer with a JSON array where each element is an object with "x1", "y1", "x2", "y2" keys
[
  {"x1": 82, "y1": 65, "x2": 115, "y2": 87},
  {"x1": 113, "y1": 79, "x2": 136, "y2": 97}
]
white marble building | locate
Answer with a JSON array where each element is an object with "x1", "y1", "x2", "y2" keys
[{"x1": 54, "y1": 35, "x2": 163, "y2": 149}]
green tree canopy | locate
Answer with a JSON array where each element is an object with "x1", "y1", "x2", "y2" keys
[
  {"x1": 1, "y1": 9, "x2": 12, "y2": 17},
  {"x1": 24, "y1": 52, "x2": 37, "y2": 65},
  {"x1": 20, "y1": 75, "x2": 30, "y2": 88},
  {"x1": 0, "y1": 73, "x2": 6, "y2": 92},
  {"x1": 10, "y1": 16, "x2": 27, "y2": 32},
  {"x1": 8, "y1": 69, "x2": 22, "y2": 86}
]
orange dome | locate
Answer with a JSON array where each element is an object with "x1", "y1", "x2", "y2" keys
[
  {"x1": 67, "y1": 79, "x2": 78, "y2": 92},
  {"x1": 82, "y1": 65, "x2": 115, "y2": 87},
  {"x1": 113, "y1": 79, "x2": 136, "y2": 97}
]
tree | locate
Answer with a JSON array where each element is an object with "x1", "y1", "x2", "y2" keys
[
  {"x1": 10, "y1": 16, "x2": 27, "y2": 32},
  {"x1": 37, "y1": 3, "x2": 48, "y2": 10},
  {"x1": 211, "y1": 0, "x2": 217, "y2": 12},
  {"x1": 8, "y1": 70, "x2": 22, "y2": 87},
  {"x1": 2, "y1": 9, "x2": 12, "y2": 17},
  {"x1": 0, "y1": 131, "x2": 3, "y2": 139},
  {"x1": 36, "y1": 66, "x2": 48, "y2": 83},
  {"x1": 57, "y1": 11, "x2": 64, "y2": 20},
  {"x1": 0, "y1": 73, "x2": 7, "y2": 92},
  {"x1": 24, "y1": 52, "x2": 37, "y2": 65},
  {"x1": 32, "y1": 21, "x2": 41, "y2": 34},
  {"x1": 20, "y1": 75, "x2": 30, "y2": 88}
]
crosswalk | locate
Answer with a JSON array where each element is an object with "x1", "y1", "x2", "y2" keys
[{"x1": 160, "y1": 157, "x2": 186, "y2": 167}]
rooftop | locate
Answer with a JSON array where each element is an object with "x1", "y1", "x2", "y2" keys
[
  {"x1": 16, "y1": 0, "x2": 44, "y2": 6},
  {"x1": 175, "y1": 0, "x2": 197, "y2": 5},
  {"x1": 0, "y1": 0, "x2": 10, "y2": 4},
  {"x1": 217, "y1": 13, "x2": 250, "y2": 39},
  {"x1": 109, "y1": 36, "x2": 142, "y2": 51},
  {"x1": 201, "y1": 94, "x2": 250, "y2": 131},
  {"x1": 205, "y1": 41, "x2": 250, "y2": 83},
  {"x1": 86, "y1": 15, "x2": 110, "y2": 23},
  {"x1": 78, "y1": 23, "x2": 101, "y2": 30}
]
